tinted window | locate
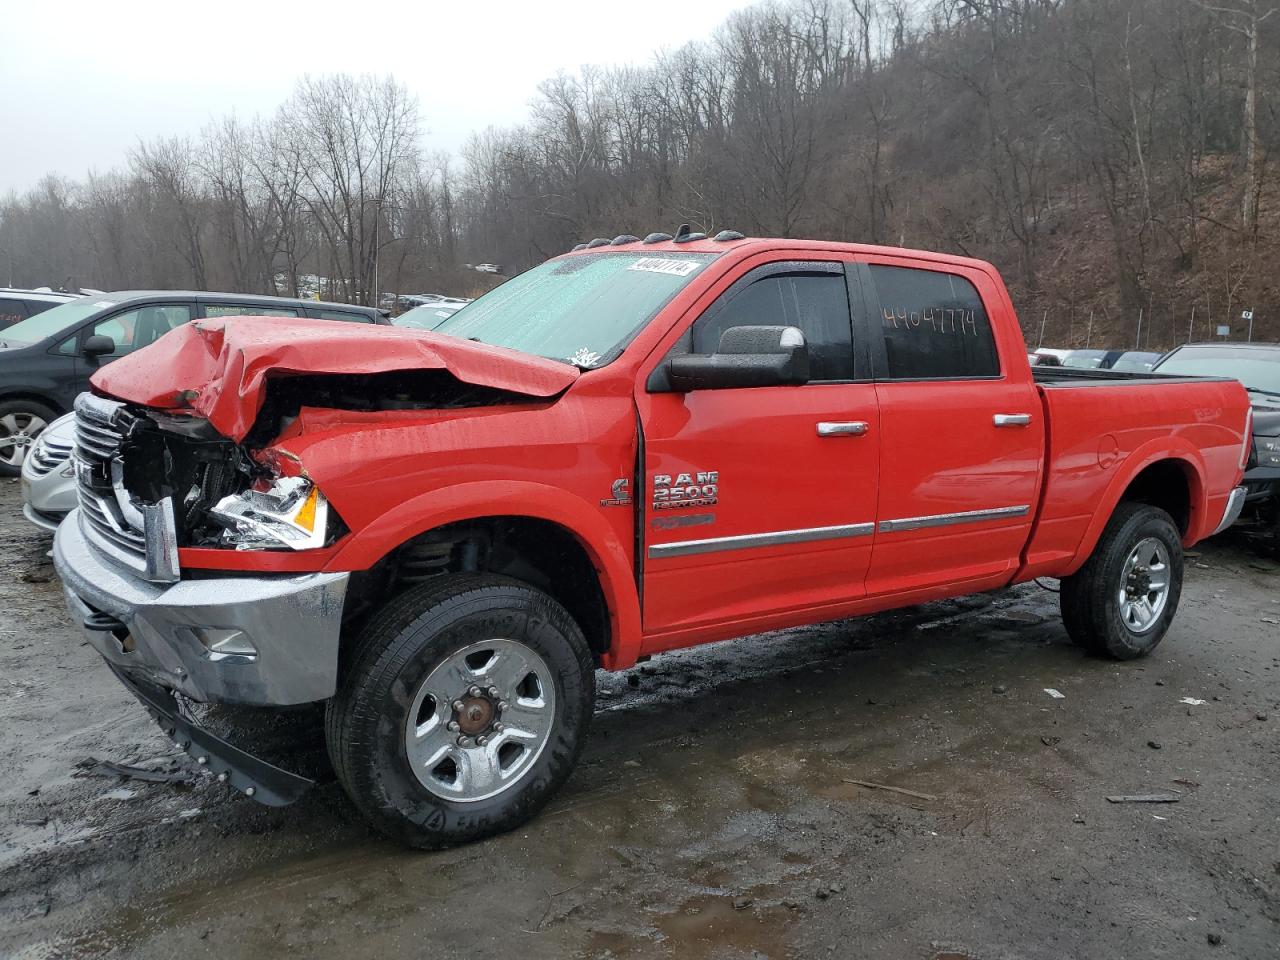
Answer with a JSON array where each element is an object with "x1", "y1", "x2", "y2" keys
[
  {"x1": 871, "y1": 265, "x2": 999, "y2": 379},
  {"x1": 205, "y1": 303, "x2": 300, "y2": 318},
  {"x1": 0, "y1": 298, "x2": 28, "y2": 327},
  {"x1": 694, "y1": 272, "x2": 854, "y2": 381},
  {"x1": 308, "y1": 309, "x2": 370, "y2": 323},
  {"x1": 92, "y1": 305, "x2": 193, "y2": 358}
]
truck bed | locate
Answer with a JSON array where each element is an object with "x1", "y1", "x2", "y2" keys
[{"x1": 1021, "y1": 369, "x2": 1247, "y2": 578}]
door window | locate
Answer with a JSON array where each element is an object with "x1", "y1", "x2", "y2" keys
[
  {"x1": 90, "y1": 305, "x2": 193, "y2": 357},
  {"x1": 205, "y1": 304, "x2": 300, "y2": 318},
  {"x1": 0, "y1": 298, "x2": 27, "y2": 326},
  {"x1": 870, "y1": 265, "x2": 1000, "y2": 379},
  {"x1": 692, "y1": 270, "x2": 855, "y2": 382}
]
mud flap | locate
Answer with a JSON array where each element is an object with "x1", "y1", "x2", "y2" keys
[{"x1": 110, "y1": 665, "x2": 314, "y2": 807}]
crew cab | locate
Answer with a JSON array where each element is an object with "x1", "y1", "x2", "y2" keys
[{"x1": 51, "y1": 236, "x2": 1250, "y2": 847}]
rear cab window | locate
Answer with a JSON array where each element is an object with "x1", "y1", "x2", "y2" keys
[{"x1": 867, "y1": 264, "x2": 1000, "y2": 380}]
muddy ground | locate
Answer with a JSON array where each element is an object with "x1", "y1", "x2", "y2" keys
[{"x1": 0, "y1": 480, "x2": 1277, "y2": 960}]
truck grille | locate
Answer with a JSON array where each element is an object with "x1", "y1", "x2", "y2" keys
[
  {"x1": 73, "y1": 393, "x2": 148, "y2": 574},
  {"x1": 27, "y1": 434, "x2": 74, "y2": 478}
]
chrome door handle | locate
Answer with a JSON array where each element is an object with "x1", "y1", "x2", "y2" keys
[
  {"x1": 993, "y1": 413, "x2": 1032, "y2": 427},
  {"x1": 817, "y1": 421, "x2": 869, "y2": 437}
]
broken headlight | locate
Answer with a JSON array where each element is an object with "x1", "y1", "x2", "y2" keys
[{"x1": 209, "y1": 475, "x2": 334, "y2": 551}]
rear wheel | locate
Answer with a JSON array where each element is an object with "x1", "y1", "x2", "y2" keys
[
  {"x1": 0, "y1": 399, "x2": 57, "y2": 477},
  {"x1": 326, "y1": 574, "x2": 594, "y2": 848},
  {"x1": 1060, "y1": 502, "x2": 1183, "y2": 659}
]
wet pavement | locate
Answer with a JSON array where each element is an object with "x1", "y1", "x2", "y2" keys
[{"x1": 1, "y1": 479, "x2": 1278, "y2": 959}]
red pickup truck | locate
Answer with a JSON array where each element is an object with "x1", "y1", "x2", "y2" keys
[{"x1": 53, "y1": 235, "x2": 1250, "y2": 847}]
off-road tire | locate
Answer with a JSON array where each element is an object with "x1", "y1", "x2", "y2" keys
[
  {"x1": 325, "y1": 574, "x2": 595, "y2": 848},
  {"x1": 1060, "y1": 502, "x2": 1183, "y2": 659},
  {"x1": 0, "y1": 398, "x2": 58, "y2": 477}
]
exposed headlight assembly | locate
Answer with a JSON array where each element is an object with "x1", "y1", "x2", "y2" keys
[
  {"x1": 210, "y1": 475, "x2": 333, "y2": 550},
  {"x1": 1256, "y1": 437, "x2": 1280, "y2": 468}
]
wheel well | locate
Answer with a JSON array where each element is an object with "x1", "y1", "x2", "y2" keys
[
  {"x1": 0, "y1": 392, "x2": 63, "y2": 415},
  {"x1": 1120, "y1": 460, "x2": 1192, "y2": 535},
  {"x1": 344, "y1": 516, "x2": 612, "y2": 662}
]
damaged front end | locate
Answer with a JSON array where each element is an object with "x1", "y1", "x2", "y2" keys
[{"x1": 73, "y1": 393, "x2": 345, "y2": 577}]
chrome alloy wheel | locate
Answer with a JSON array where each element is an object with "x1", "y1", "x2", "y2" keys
[
  {"x1": 404, "y1": 638, "x2": 556, "y2": 802},
  {"x1": 0, "y1": 411, "x2": 47, "y2": 468},
  {"x1": 1118, "y1": 536, "x2": 1171, "y2": 633}
]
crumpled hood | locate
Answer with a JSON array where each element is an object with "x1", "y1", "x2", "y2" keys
[{"x1": 90, "y1": 316, "x2": 579, "y2": 442}]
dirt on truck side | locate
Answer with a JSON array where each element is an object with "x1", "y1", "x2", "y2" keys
[{"x1": 2, "y1": 480, "x2": 1278, "y2": 959}]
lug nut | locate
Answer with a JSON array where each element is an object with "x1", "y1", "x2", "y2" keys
[
  {"x1": 468, "y1": 685, "x2": 482, "y2": 697},
  {"x1": 457, "y1": 736, "x2": 472, "y2": 748},
  {"x1": 494, "y1": 723, "x2": 505, "y2": 733},
  {"x1": 476, "y1": 735, "x2": 488, "y2": 746},
  {"x1": 245, "y1": 787, "x2": 256, "y2": 798},
  {"x1": 217, "y1": 772, "x2": 228, "y2": 783},
  {"x1": 196, "y1": 756, "x2": 209, "y2": 765},
  {"x1": 447, "y1": 720, "x2": 460, "y2": 732},
  {"x1": 452, "y1": 699, "x2": 465, "y2": 711},
  {"x1": 487, "y1": 686, "x2": 499, "y2": 698},
  {"x1": 498, "y1": 701, "x2": 509, "y2": 712}
]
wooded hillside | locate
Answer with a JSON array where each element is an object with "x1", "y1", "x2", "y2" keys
[{"x1": 2, "y1": 0, "x2": 1277, "y2": 349}]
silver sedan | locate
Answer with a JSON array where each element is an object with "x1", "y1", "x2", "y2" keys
[{"x1": 20, "y1": 412, "x2": 76, "y2": 532}]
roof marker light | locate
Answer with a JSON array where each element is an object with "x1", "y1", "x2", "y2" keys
[
  {"x1": 643, "y1": 232, "x2": 673, "y2": 244},
  {"x1": 611, "y1": 234, "x2": 640, "y2": 245},
  {"x1": 586, "y1": 238, "x2": 610, "y2": 248}
]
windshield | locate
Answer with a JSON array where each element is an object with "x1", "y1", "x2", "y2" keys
[
  {"x1": 432, "y1": 252, "x2": 717, "y2": 366},
  {"x1": 1, "y1": 298, "x2": 110, "y2": 345},
  {"x1": 393, "y1": 303, "x2": 461, "y2": 329},
  {"x1": 1154, "y1": 346, "x2": 1280, "y2": 397}
]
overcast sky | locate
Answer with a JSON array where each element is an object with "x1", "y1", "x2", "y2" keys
[{"x1": 0, "y1": 0, "x2": 760, "y2": 195}]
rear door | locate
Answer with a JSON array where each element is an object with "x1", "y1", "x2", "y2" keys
[
  {"x1": 638, "y1": 258, "x2": 881, "y2": 637},
  {"x1": 859, "y1": 257, "x2": 1044, "y2": 595}
]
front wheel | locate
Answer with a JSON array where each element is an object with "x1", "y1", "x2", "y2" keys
[
  {"x1": 0, "y1": 399, "x2": 57, "y2": 477},
  {"x1": 326, "y1": 574, "x2": 595, "y2": 848},
  {"x1": 1060, "y1": 502, "x2": 1184, "y2": 659}
]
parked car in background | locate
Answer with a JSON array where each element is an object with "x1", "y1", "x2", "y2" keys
[
  {"x1": 1029, "y1": 351, "x2": 1063, "y2": 366},
  {"x1": 1108, "y1": 351, "x2": 1162, "y2": 372},
  {"x1": 1153, "y1": 343, "x2": 1280, "y2": 533},
  {"x1": 0, "y1": 289, "x2": 81, "y2": 329},
  {"x1": 0, "y1": 291, "x2": 386, "y2": 475},
  {"x1": 392, "y1": 300, "x2": 470, "y2": 329},
  {"x1": 20, "y1": 412, "x2": 76, "y2": 532}
]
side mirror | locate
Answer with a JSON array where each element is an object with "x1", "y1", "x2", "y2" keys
[
  {"x1": 82, "y1": 334, "x2": 116, "y2": 359},
  {"x1": 667, "y1": 325, "x2": 810, "y2": 391}
]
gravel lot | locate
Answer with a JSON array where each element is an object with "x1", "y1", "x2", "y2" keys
[{"x1": 1, "y1": 479, "x2": 1277, "y2": 959}]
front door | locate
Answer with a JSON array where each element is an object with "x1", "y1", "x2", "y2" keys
[
  {"x1": 858, "y1": 257, "x2": 1044, "y2": 595},
  {"x1": 638, "y1": 259, "x2": 881, "y2": 638}
]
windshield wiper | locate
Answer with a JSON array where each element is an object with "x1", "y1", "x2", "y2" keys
[{"x1": 1245, "y1": 386, "x2": 1280, "y2": 398}]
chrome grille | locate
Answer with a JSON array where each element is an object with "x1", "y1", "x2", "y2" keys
[
  {"x1": 73, "y1": 393, "x2": 147, "y2": 574},
  {"x1": 27, "y1": 435, "x2": 73, "y2": 478},
  {"x1": 72, "y1": 392, "x2": 181, "y2": 583}
]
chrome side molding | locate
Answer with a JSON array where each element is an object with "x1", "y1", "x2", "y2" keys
[
  {"x1": 649, "y1": 521, "x2": 874, "y2": 559},
  {"x1": 878, "y1": 504, "x2": 1030, "y2": 533}
]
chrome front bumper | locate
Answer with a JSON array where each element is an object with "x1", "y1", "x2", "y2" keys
[
  {"x1": 53, "y1": 511, "x2": 349, "y2": 706},
  {"x1": 1212, "y1": 485, "x2": 1248, "y2": 537}
]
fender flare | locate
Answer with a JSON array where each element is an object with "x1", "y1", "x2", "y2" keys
[
  {"x1": 323, "y1": 480, "x2": 642, "y2": 670},
  {"x1": 1065, "y1": 438, "x2": 1208, "y2": 575}
]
